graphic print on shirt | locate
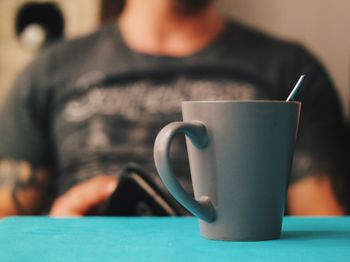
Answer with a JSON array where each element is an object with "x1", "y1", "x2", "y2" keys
[{"x1": 53, "y1": 70, "x2": 269, "y2": 193}]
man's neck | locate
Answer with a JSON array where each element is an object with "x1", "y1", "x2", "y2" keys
[{"x1": 118, "y1": 0, "x2": 225, "y2": 57}]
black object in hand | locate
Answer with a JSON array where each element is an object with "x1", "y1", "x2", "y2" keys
[{"x1": 101, "y1": 164, "x2": 186, "y2": 216}]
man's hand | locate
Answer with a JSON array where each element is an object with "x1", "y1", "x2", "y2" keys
[{"x1": 50, "y1": 175, "x2": 118, "y2": 217}]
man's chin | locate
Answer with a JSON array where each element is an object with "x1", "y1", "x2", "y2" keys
[{"x1": 173, "y1": 0, "x2": 213, "y2": 15}]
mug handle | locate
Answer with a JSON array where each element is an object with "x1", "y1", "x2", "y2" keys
[{"x1": 154, "y1": 121, "x2": 216, "y2": 223}]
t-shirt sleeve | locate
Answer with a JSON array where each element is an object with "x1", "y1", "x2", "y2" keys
[
  {"x1": 287, "y1": 45, "x2": 348, "y2": 183},
  {"x1": 0, "y1": 61, "x2": 53, "y2": 167}
]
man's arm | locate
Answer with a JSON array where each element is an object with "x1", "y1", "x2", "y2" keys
[
  {"x1": 283, "y1": 45, "x2": 349, "y2": 215},
  {"x1": 0, "y1": 49, "x2": 55, "y2": 217},
  {"x1": 287, "y1": 174, "x2": 344, "y2": 216},
  {"x1": 0, "y1": 159, "x2": 51, "y2": 217}
]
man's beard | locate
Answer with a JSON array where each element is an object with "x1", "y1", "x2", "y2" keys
[
  {"x1": 173, "y1": 0, "x2": 213, "y2": 15},
  {"x1": 108, "y1": 0, "x2": 213, "y2": 17}
]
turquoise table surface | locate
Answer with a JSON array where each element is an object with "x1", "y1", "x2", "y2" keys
[{"x1": 0, "y1": 217, "x2": 350, "y2": 262}]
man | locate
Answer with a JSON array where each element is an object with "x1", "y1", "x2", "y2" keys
[{"x1": 0, "y1": 0, "x2": 348, "y2": 217}]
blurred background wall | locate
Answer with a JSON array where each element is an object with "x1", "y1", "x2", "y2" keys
[
  {"x1": 0, "y1": 0, "x2": 349, "y2": 115},
  {"x1": 0, "y1": 0, "x2": 102, "y2": 105}
]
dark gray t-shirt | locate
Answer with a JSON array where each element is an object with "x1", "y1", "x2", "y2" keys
[{"x1": 0, "y1": 21, "x2": 347, "y2": 197}]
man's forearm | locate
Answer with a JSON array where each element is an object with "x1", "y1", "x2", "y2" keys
[
  {"x1": 287, "y1": 174, "x2": 345, "y2": 216},
  {"x1": 0, "y1": 159, "x2": 51, "y2": 216}
]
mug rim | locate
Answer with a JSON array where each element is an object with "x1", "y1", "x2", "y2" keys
[{"x1": 182, "y1": 100, "x2": 301, "y2": 105}]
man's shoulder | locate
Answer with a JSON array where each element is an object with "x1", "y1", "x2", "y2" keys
[
  {"x1": 223, "y1": 19, "x2": 323, "y2": 89},
  {"x1": 25, "y1": 24, "x2": 120, "y2": 82},
  {"x1": 45, "y1": 24, "x2": 118, "y2": 65},
  {"x1": 225, "y1": 19, "x2": 300, "y2": 54}
]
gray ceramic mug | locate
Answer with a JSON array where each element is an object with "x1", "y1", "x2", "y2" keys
[{"x1": 154, "y1": 100, "x2": 301, "y2": 241}]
